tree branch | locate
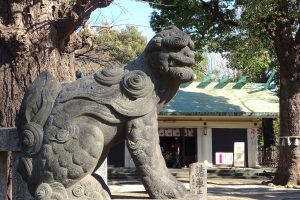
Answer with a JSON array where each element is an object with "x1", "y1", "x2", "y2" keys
[
  {"x1": 54, "y1": 0, "x2": 113, "y2": 50},
  {"x1": 201, "y1": 0, "x2": 238, "y2": 27},
  {"x1": 138, "y1": 0, "x2": 176, "y2": 7},
  {"x1": 72, "y1": 0, "x2": 113, "y2": 22}
]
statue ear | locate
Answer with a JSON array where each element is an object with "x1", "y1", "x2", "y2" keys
[
  {"x1": 146, "y1": 37, "x2": 162, "y2": 52},
  {"x1": 188, "y1": 39, "x2": 195, "y2": 50}
]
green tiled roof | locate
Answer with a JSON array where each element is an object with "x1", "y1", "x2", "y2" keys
[{"x1": 160, "y1": 82, "x2": 279, "y2": 118}]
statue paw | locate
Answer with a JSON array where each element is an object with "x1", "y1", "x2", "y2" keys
[
  {"x1": 70, "y1": 174, "x2": 111, "y2": 200},
  {"x1": 183, "y1": 192, "x2": 203, "y2": 200},
  {"x1": 35, "y1": 182, "x2": 67, "y2": 200},
  {"x1": 152, "y1": 180, "x2": 194, "y2": 199}
]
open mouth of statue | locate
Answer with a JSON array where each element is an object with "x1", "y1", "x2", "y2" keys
[
  {"x1": 167, "y1": 57, "x2": 195, "y2": 82},
  {"x1": 168, "y1": 66, "x2": 195, "y2": 82}
]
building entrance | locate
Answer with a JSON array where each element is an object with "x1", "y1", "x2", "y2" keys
[
  {"x1": 159, "y1": 128, "x2": 197, "y2": 168},
  {"x1": 212, "y1": 128, "x2": 248, "y2": 167}
]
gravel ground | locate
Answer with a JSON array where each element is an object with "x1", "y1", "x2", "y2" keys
[{"x1": 109, "y1": 178, "x2": 300, "y2": 200}]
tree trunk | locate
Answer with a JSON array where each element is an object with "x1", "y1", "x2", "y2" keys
[
  {"x1": 0, "y1": 1, "x2": 112, "y2": 199},
  {"x1": 0, "y1": 0, "x2": 112, "y2": 127},
  {"x1": 274, "y1": 70, "x2": 300, "y2": 186},
  {"x1": 273, "y1": 18, "x2": 300, "y2": 187}
]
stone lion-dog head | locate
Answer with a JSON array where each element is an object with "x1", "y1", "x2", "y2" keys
[{"x1": 145, "y1": 26, "x2": 195, "y2": 83}]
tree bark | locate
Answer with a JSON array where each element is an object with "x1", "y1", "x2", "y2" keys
[
  {"x1": 0, "y1": 0, "x2": 112, "y2": 127},
  {"x1": 0, "y1": 1, "x2": 112, "y2": 200},
  {"x1": 273, "y1": 14, "x2": 300, "y2": 186}
]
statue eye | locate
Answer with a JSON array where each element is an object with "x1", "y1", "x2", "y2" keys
[{"x1": 162, "y1": 36, "x2": 188, "y2": 49}]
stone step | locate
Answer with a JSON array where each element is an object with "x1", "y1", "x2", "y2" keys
[{"x1": 108, "y1": 167, "x2": 276, "y2": 180}]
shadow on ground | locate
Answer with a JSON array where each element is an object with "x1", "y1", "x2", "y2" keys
[
  {"x1": 208, "y1": 186, "x2": 300, "y2": 200},
  {"x1": 108, "y1": 168, "x2": 299, "y2": 200}
]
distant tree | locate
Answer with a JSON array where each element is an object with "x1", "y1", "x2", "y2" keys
[
  {"x1": 149, "y1": 0, "x2": 300, "y2": 187},
  {"x1": 0, "y1": 0, "x2": 112, "y2": 127},
  {"x1": 75, "y1": 26, "x2": 147, "y2": 75},
  {"x1": 193, "y1": 52, "x2": 208, "y2": 81},
  {"x1": 149, "y1": 0, "x2": 276, "y2": 81},
  {"x1": 225, "y1": 43, "x2": 274, "y2": 82}
]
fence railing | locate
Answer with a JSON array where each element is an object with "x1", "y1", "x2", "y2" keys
[
  {"x1": 0, "y1": 128, "x2": 33, "y2": 200},
  {"x1": 258, "y1": 149, "x2": 279, "y2": 167}
]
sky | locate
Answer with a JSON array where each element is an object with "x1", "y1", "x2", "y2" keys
[
  {"x1": 88, "y1": 0, "x2": 230, "y2": 76},
  {"x1": 88, "y1": 0, "x2": 156, "y2": 41}
]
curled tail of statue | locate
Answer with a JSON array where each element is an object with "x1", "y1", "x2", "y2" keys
[{"x1": 17, "y1": 71, "x2": 62, "y2": 192}]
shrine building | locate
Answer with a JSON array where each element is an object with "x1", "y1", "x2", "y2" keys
[{"x1": 109, "y1": 79, "x2": 279, "y2": 168}]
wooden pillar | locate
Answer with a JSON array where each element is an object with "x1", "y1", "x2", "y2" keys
[
  {"x1": 0, "y1": 128, "x2": 31, "y2": 199},
  {"x1": 0, "y1": 128, "x2": 19, "y2": 200},
  {"x1": 180, "y1": 128, "x2": 185, "y2": 168},
  {"x1": 0, "y1": 151, "x2": 8, "y2": 200}
]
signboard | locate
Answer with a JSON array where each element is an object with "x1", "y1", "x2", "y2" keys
[
  {"x1": 234, "y1": 142, "x2": 245, "y2": 167},
  {"x1": 172, "y1": 128, "x2": 180, "y2": 136},
  {"x1": 183, "y1": 128, "x2": 195, "y2": 137},
  {"x1": 158, "y1": 128, "x2": 164, "y2": 136},
  {"x1": 187, "y1": 128, "x2": 195, "y2": 136},
  {"x1": 164, "y1": 128, "x2": 172, "y2": 137},
  {"x1": 158, "y1": 128, "x2": 196, "y2": 137},
  {"x1": 189, "y1": 162, "x2": 207, "y2": 199},
  {"x1": 215, "y1": 152, "x2": 233, "y2": 165}
]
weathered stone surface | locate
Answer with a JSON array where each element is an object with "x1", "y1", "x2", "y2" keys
[
  {"x1": 189, "y1": 162, "x2": 207, "y2": 199},
  {"x1": 0, "y1": 128, "x2": 19, "y2": 151},
  {"x1": 12, "y1": 152, "x2": 33, "y2": 200},
  {"x1": 17, "y1": 26, "x2": 199, "y2": 199}
]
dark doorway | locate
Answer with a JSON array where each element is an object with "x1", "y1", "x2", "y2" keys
[
  {"x1": 159, "y1": 128, "x2": 197, "y2": 168},
  {"x1": 108, "y1": 142, "x2": 125, "y2": 167},
  {"x1": 212, "y1": 128, "x2": 248, "y2": 167},
  {"x1": 160, "y1": 136, "x2": 181, "y2": 168}
]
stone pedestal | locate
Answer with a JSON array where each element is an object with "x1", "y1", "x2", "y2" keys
[{"x1": 189, "y1": 162, "x2": 207, "y2": 199}]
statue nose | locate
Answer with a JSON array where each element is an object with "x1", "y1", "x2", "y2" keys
[
  {"x1": 187, "y1": 52, "x2": 194, "y2": 59},
  {"x1": 184, "y1": 50, "x2": 195, "y2": 66},
  {"x1": 184, "y1": 49, "x2": 194, "y2": 59}
]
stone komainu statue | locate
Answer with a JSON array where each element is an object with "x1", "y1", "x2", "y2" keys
[{"x1": 17, "y1": 27, "x2": 199, "y2": 199}]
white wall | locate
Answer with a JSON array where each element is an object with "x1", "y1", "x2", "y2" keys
[
  {"x1": 197, "y1": 127, "x2": 213, "y2": 167},
  {"x1": 247, "y1": 127, "x2": 259, "y2": 167},
  {"x1": 124, "y1": 144, "x2": 135, "y2": 168}
]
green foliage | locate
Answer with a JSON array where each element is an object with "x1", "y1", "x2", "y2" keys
[
  {"x1": 97, "y1": 26, "x2": 147, "y2": 64},
  {"x1": 68, "y1": 0, "x2": 77, "y2": 5},
  {"x1": 193, "y1": 52, "x2": 208, "y2": 81},
  {"x1": 150, "y1": 0, "x2": 238, "y2": 53},
  {"x1": 226, "y1": 47, "x2": 272, "y2": 82},
  {"x1": 76, "y1": 26, "x2": 147, "y2": 74},
  {"x1": 149, "y1": 0, "x2": 299, "y2": 81}
]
